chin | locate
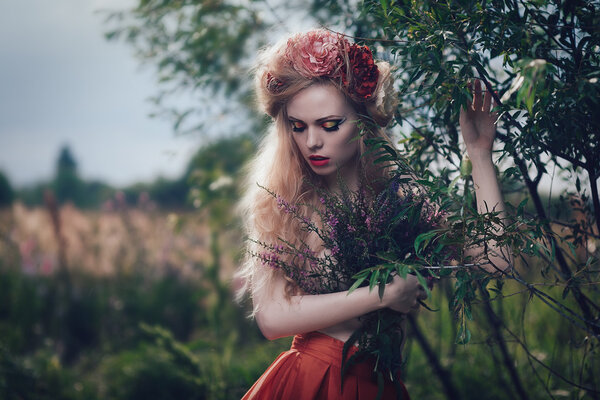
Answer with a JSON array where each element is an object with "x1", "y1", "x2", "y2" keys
[{"x1": 310, "y1": 167, "x2": 336, "y2": 177}]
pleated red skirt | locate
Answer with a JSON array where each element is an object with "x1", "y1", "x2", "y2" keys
[{"x1": 242, "y1": 331, "x2": 410, "y2": 399}]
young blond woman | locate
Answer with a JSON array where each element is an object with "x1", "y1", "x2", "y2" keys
[{"x1": 237, "y1": 29, "x2": 508, "y2": 399}]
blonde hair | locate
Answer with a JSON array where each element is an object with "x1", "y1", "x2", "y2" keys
[{"x1": 236, "y1": 30, "x2": 398, "y2": 315}]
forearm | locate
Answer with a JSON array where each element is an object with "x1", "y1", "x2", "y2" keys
[
  {"x1": 467, "y1": 153, "x2": 512, "y2": 272},
  {"x1": 470, "y1": 153, "x2": 505, "y2": 215},
  {"x1": 255, "y1": 278, "x2": 386, "y2": 340}
]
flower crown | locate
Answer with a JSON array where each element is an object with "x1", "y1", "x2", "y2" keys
[{"x1": 266, "y1": 29, "x2": 379, "y2": 101}]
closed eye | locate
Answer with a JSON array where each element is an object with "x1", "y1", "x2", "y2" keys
[
  {"x1": 291, "y1": 121, "x2": 306, "y2": 132},
  {"x1": 321, "y1": 118, "x2": 345, "y2": 132}
]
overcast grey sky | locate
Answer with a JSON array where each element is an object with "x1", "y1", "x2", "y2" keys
[{"x1": 0, "y1": 0, "x2": 198, "y2": 188}]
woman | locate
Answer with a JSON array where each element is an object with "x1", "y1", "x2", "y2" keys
[{"x1": 237, "y1": 29, "x2": 507, "y2": 399}]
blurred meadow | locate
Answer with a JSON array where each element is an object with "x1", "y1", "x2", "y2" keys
[
  {"x1": 0, "y1": 185, "x2": 597, "y2": 399},
  {"x1": 1, "y1": 0, "x2": 599, "y2": 399}
]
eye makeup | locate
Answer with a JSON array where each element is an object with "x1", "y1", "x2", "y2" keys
[
  {"x1": 321, "y1": 118, "x2": 345, "y2": 132},
  {"x1": 291, "y1": 121, "x2": 307, "y2": 132},
  {"x1": 289, "y1": 117, "x2": 346, "y2": 133}
]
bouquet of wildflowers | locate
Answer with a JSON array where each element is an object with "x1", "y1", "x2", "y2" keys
[{"x1": 253, "y1": 163, "x2": 466, "y2": 396}]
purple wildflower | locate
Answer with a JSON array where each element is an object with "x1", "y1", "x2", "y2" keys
[
  {"x1": 259, "y1": 252, "x2": 280, "y2": 269},
  {"x1": 276, "y1": 195, "x2": 298, "y2": 214},
  {"x1": 327, "y1": 215, "x2": 339, "y2": 227},
  {"x1": 331, "y1": 245, "x2": 340, "y2": 256}
]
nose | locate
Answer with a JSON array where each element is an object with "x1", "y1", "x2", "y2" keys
[{"x1": 305, "y1": 126, "x2": 323, "y2": 150}]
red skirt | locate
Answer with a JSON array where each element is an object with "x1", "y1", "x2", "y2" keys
[{"x1": 242, "y1": 331, "x2": 410, "y2": 399}]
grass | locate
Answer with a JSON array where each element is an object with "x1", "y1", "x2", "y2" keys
[{"x1": 0, "y1": 204, "x2": 598, "y2": 399}]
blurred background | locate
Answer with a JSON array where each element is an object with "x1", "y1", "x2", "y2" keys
[
  {"x1": 1, "y1": 0, "x2": 598, "y2": 399},
  {"x1": 0, "y1": 1, "x2": 286, "y2": 398}
]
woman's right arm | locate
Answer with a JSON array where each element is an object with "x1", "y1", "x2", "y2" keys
[{"x1": 255, "y1": 273, "x2": 425, "y2": 340}]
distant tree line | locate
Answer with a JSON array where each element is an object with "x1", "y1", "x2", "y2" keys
[{"x1": 4, "y1": 138, "x2": 254, "y2": 211}]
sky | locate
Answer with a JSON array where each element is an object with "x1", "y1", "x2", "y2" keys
[{"x1": 0, "y1": 0, "x2": 199, "y2": 188}]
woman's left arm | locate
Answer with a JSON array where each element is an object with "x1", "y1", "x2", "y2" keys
[{"x1": 459, "y1": 79, "x2": 512, "y2": 273}]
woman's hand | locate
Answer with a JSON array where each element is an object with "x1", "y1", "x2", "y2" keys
[
  {"x1": 383, "y1": 274, "x2": 428, "y2": 314},
  {"x1": 459, "y1": 79, "x2": 498, "y2": 160}
]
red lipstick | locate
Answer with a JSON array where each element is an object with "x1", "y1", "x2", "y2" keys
[{"x1": 309, "y1": 155, "x2": 330, "y2": 167}]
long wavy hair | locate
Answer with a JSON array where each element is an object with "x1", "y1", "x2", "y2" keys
[{"x1": 236, "y1": 30, "x2": 398, "y2": 315}]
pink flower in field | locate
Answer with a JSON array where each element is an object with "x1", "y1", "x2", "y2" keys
[
  {"x1": 101, "y1": 199, "x2": 114, "y2": 212},
  {"x1": 286, "y1": 30, "x2": 345, "y2": 78},
  {"x1": 19, "y1": 238, "x2": 37, "y2": 275},
  {"x1": 39, "y1": 256, "x2": 55, "y2": 276}
]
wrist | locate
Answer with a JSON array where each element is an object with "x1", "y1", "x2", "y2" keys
[
  {"x1": 354, "y1": 285, "x2": 387, "y2": 311},
  {"x1": 465, "y1": 150, "x2": 493, "y2": 166}
]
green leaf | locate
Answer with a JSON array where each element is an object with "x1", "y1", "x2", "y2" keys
[
  {"x1": 348, "y1": 276, "x2": 367, "y2": 294},
  {"x1": 414, "y1": 269, "x2": 432, "y2": 298},
  {"x1": 562, "y1": 285, "x2": 570, "y2": 299},
  {"x1": 370, "y1": 270, "x2": 381, "y2": 291},
  {"x1": 464, "y1": 304, "x2": 473, "y2": 320},
  {"x1": 456, "y1": 325, "x2": 471, "y2": 345},
  {"x1": 394, "y1": 263, "x2": 410, "y2": 277},
  {"x1": 380, "y1": 0, "x2": 388, "y2": 14},
  {"x1": 378, "y1": 280, "x2": 386, "y2": 300},
  {"x1": 414, "y1": 230, "x2": 439, "y2": 254}
]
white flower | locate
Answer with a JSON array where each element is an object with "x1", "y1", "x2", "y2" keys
[{"x1": 209, "y1": 175, "x2": 234, "y2": 191}]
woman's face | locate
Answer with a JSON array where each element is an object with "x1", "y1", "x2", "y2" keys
[{"x1": 286, "y1": 83, "x2": 360, "y2": 188}]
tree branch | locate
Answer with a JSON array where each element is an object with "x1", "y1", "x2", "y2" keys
[
  {"x1": 587, "y1": 167, "x2": 600, "y2": 237},
  {"x1": 407, "y1": 314, "x2": 461, "y2": 400},
  {"x1": 478, "y1": 281, "x2": 530, "y2": 400}
]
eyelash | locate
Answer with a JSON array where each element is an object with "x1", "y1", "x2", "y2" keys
[
  {"x1": 291, "y1": 122, "x2": 306, "y2": 132},
  {"x1": 290, "y1": 119, "x2": 344, "y2": 133},
  {"x1": 322, "y1": 120, "x2": 343, "y2": 132}
]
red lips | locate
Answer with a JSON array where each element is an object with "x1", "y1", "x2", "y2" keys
[{"x1": 309, "y1": 155, "x2": 330, "y2": 167}]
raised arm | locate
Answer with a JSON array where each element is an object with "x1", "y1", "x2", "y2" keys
[
  {"x1": 255, "y1": 273, "x2": 425, "y2": 340},
  {"x1": 459, "y1": 79, "x2": 512, "y2": 273}
]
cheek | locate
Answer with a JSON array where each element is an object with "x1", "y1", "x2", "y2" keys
[
  {"x1": 345, "y1": 141, "x2": 360, "y2": 158},
  {"x1": 337, "y1": 129, "x2": 360, "y2": 157},
  {"x1": 290, "y1": 134, "x2": 307, "y2": 159},
  {"x1": 288, "y1": 132, "x2": 299, "y2": 147}
]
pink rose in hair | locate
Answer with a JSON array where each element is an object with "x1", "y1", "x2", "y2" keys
[{"x1": 286, "y1": 30, "x2": 345, "y2": 78}]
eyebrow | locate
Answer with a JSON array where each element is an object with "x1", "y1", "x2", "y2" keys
[{"x1": 288, "y1": 115, "x2": 345, "y2": 124}]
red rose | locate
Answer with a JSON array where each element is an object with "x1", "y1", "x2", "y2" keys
[{"x1": 345, "y1": 44, "x2": 379, "y2": 100}]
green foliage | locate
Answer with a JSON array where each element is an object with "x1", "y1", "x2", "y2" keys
[
  {"x1": 350, "y1": 0, "x2": 599, "y2": 365},
  {"x1": 0, "y1": 254, "x2": 284, "y2": 400},
  {"x1": 53, "y1": 145, "x2": 85, "y2": 207},
  {"x1": 404, "y1": 274, "x2": 600, "y2": 399},
  {"x1": 186, "y1": 134, "x2": 255, "y2": 226},
  {"x1": 0, "y1": 263, "x2": 206, "y2": 358},
  {"x1": 99, "y1": 325, "x2": 206, "y2": 400},
  {"x1": 13, "y1": 137, "x2": 255, "y2": 211},
  {"x1": 122, "y1": 176, "x2": 190, "y2": 210},
  {"x1": 13, "y1": 145, "x2": 114, "y2": 209},
  {"x1": 15, "y1": 183, "x2": 47, "y2": 208},
  {"x1": 0, "y1": 171, "x2": 14, "y2": 207},
  {"x1": 104, "y1": 0, "x2": 270, "y2": 136}
]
